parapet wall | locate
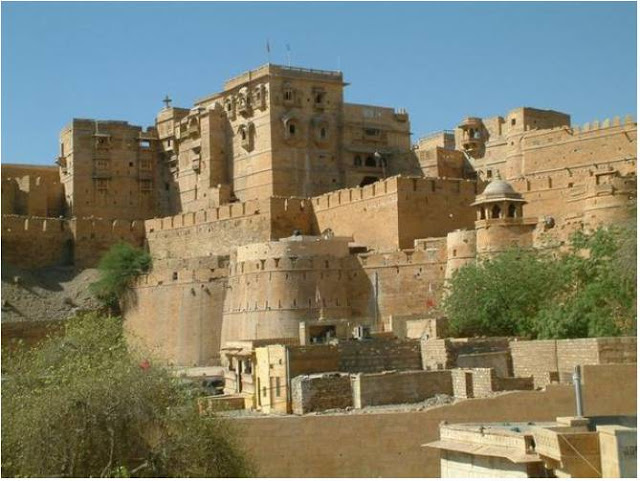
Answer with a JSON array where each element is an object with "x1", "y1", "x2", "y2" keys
[
  {"x1": 352, "y1": 370, "x2": 453, "y2": 408},
  {"x1": 1, "y1": 214, "x2": 146, "y2": 269},
  {"x1": 1, "y1": 215, "x2": 72, "y2": 269},
  {"x1": 291, "y1": 373, "x2": 353, "y2": 414},
  {"x1": 72, "y1": 217, "x2": 146, "y2": 267},
  {"x1": 510, "y1": 337, "x2": 637, "y2": 387},
  {"x1": 144, "y1": 197, "x2": 313, "y2": 261}
]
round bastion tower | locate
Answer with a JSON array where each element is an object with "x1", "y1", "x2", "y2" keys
[
  {"x1": 220, "y1": 234, "x2": 353, "y2": 346},
  {"x1": 445, "y1": 229, "x2": 477, "y2": 280},
  {"x1": 472, "y1": 176, "x2": 537, "y2": 257}
]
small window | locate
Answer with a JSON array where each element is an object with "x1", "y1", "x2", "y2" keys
[
  {"x1": 511, "y1": 118, "x2": 516, "y2": 126},
  {"x1": 365, "y1": 156, "x2": 376, "y2": 167},
  {"x1": 487, "y1": 169, "x2": 493, "y2": 179},
  {"x1": 364, "y1": 128, "x2": 380, "y2": 137},
  {"x1": 172, "y1": 272, "x2": 178, "y2": 280},
  {"x1": 508, "y1": 203, "x2": 517, "y2": 218},
  {"x1": 491, "y1": 204, "x2": 501, "y2": 219},
  {"x1": 354, "y1": 155, "x2": 362, "y2": 166},
  {"x1": 284, "y1": 89, "x2": 293, "y2": 101},
  {"x1": 320, "y1": 127, "x2": 327, "y2": 139},
  {"x1": 241, "y1": 129, "x2": 247, "y2": 141},
  {"x1": 289, "y1": 123, "x2": 296, "y2": 135}
]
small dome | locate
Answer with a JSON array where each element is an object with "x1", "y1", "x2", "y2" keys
[{"x1": 482, "y1": 179, "x2": 517, "y2": 196}]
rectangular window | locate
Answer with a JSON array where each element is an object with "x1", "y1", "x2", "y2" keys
[
  {"x1": 96, "y1": 179, "x2": 108, "y2": 192},
  {"x1": 140, "y1": 179, "x2": 152, "y2": 192},
  {"x1": 364, "y1": 128, "x2": 381, "y2": 137}
]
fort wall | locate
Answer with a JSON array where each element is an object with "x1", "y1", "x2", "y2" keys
[
  {"x1": 72, "y1": 217, "x2": 146, "y2": 267},
  {"x1": 124, "y1": 256, "x2": 229, "y2": 366},
  {"x1": 1, "y1": 164, "x2": 64, "y2": 217},
  {"x1": 1, "y1": 215, "x2": 72, "y2": 269},
  {"x1": 1, "y1": 214, "x2": 146, "y2": 269},
  {"x1": 144, "y1": 197, "x2": 313, "y2": 261}
]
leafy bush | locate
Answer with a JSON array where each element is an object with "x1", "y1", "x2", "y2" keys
[
  {"x1": 90, "y1": 242, "x2": 151, "y2": 312},
  {"x1": 1, "y1": 313, "x2": 255, "y2": 478},
  {"x1": 443, "y1": 225, "x2": 636, "y2": 339}
]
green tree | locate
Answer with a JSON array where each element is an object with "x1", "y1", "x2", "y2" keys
[
  {"x1": 442, "y1": 226, "x2": 637, "y2": 339},
  {"x1": 442, "y1": 248, "x2": 564, "y2": 337},
  {"x1": 1, "y1": 313, "x2": 255, "y2": 478},
  {"x1": 533, "y1": 226, "x2": 637, "y2": 338},
  {"x1": 90, "y1": 242, "x2": 151, "y2": 313}
]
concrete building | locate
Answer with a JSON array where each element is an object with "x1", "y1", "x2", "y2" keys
[{"x1": 425, "y1": 415, "x2": 637, "y2": 478}]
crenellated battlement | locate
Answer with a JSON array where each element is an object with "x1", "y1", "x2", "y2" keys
[
  {"x1": 522, "y1": 114, "x2": 636, "y2": 141},
  {"x1": 1, "y1": 214, "x2": 68, "y2": 234},
  {"x1": 145, "y1": 199, "x2": 265, "y2": 234}
]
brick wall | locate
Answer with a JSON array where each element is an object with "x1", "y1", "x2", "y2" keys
[
  {"x1": 496, "y1": 376, "x2": 535, "y2": 392},
  {"x1": 510, "y1": 337, "x2": 637, "y2": 388},
  {"x1": 456, "y1": 351, "x2": 511, "y2": 378},
  {"x1": 338, "y1": 339, "x2": 422, "y2": 373},
  {"x1": 451, "y1": 368, "x2": 533, "y2": 399},
  {"x1": 352, "y1": 370, "x2": 453, "y2": 408},
  {"x1": 421, "y1": 337, "x2": 513, "y2": 372},
  {"x1": 291, "y1": 373, "x2": 352, "y2": 414}
]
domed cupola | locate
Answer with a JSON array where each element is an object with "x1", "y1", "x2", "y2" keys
[{"x1": 471, "y1": 174, "x2": 527, "y2": 220}]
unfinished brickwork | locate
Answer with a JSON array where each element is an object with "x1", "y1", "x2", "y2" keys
[
  {"x1": 510, "y1": 337, "x2": 637, "y2": 388},
  {"x1": 420, "y1": 337, "x2": 514, "y2": 373},
  {"x1": 451, "y1": 367, "x2": 534, "y2": 399},
  {"x1": 352, "y1": 370, "x2": 453, "y2": 408},
  {"x1": 291, "y1": 373, "x2": 353, "y2": 414}
]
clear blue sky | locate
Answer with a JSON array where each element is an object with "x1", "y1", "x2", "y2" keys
[{"x1": 2, "y1": 1, "x2": 637, "y2": 165}]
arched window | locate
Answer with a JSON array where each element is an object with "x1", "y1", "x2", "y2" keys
[
  {"x1": 320, "y1": 127, "x2": 327, "y2": 139},
  {"x1": 491, "y1": 204, "x2": 501, "y2": 219},
  {"x1": 480, "y1": 208, "x2": 486, "y2": 220},
  {"x1": 289, "y1": 123, "x2": 296, "y2": 135},
  {"x1": 365, "y1": 156, "x2": 376, "y2": 167},
  {"x1": 354, "y1": 155, "x2": 362, "y2": 166},
  {"x1": 508, "y1": 203, "x2": 517, "y2": 218}
]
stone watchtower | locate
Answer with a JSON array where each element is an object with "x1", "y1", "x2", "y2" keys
[{"x1": 471, "y1": 176, "x2": 536, "y2": 257}]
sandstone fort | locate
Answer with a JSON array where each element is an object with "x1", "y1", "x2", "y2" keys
[{"x1": 2, "y1": 63, "x2": 637, "y2": 477}]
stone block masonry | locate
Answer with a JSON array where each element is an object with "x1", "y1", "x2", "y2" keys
[
  {"x1": 510, "y1": 337, "x2": 637, "y2": 388},
  {"x1": 291, "y1": 373, "x2": 353, "y2": 414},
  {"x1": 352, "y1": 370, "x2": 453, "y2": 408}
]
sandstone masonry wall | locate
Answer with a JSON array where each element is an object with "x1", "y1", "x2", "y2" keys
[
  {"x1": 352, "y1": 370, "x2": 453, "y2": 408},
  {"x1": 510, "y1": 337, "x2": 637, "y2": 387},
  {"x1": 1, "y1": 215, "x2": 72, "y2": 269},
  {"x1": 291, "y1": 373, "x2": 353, "y2": 414}
]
